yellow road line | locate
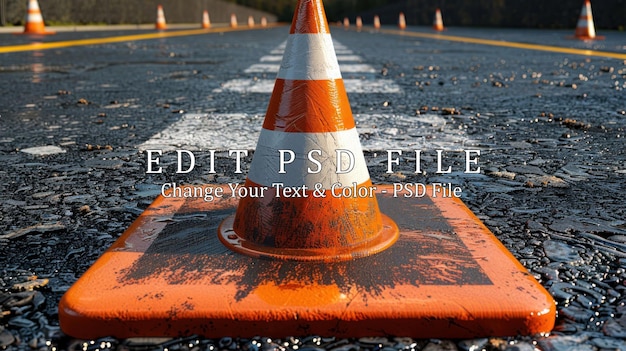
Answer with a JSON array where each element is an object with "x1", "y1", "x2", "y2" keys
[
  {"x1": 379, "y1": 28, "x2": 626, "y2": 60},
  {"x1": 0, "y1": 24, "x2": 285, "y2": 54}
]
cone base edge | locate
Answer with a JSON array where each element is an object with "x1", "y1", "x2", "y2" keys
[{"x1": 218, "y1": 213, "x2": 400, "y2": 262}]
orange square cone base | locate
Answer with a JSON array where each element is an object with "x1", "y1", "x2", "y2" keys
[{"x1": 59, "y1": 185, "x2": 555, "y2": 339}]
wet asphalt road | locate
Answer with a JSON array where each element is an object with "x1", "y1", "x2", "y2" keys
[{"x1": 1, "y1": 25, "x2": 626, "y2": 350}]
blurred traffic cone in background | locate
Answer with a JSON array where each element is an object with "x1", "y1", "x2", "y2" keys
[
  {"x1": 574, "y1": 0, "x2": 603, "y2": 40},
  {"x1": 373, "y1": 15, "x2": 381, "y2": 29},
  {"x1": 201, "y1": 10, "x2": 211, "y2": 29},
  {"x1": 356, "y1": 16, "x2": 363, "y2": 30},
  {"x1": 22, "y1": 0, "x2": 54, "y2": 35},
  {"x1": 398, "y1": 12, "x2": 406, "y2": 30},
  {"x1": 433, "y1": 8, "x2": 444, "y2": 31},
  {"x1": 343, "y1": 17, "x2": 350, "y2": 28},
  {"x1": 248, "y1": 15, "x2": 255, "y2": 27},
  {"x1": 219, "y1": 0, "x2": 399, "y2": 262},
  {"x1": 230, "y1": 13, "x2": 238, "y2": 28},
  {"x1": 261, "y1": 16, "x2": 268, "y2": 27},
  {"x1": 155, "y1": 5, "x2": 167, "y2": 30}
]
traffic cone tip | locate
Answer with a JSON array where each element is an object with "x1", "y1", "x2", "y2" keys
[{"x1": 290, "y1": 0, "x2": 331, "y2": 34}]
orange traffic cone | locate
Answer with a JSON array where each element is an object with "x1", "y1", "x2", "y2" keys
[
  {"x1": 261, "y1": 16, "x2": 268, "y2": 27},
  {"x1": 248, "y1": 15, "x2": 255, "y2": 27},
  {"x1": 218, "y1": 0, "x2": 399, "y2": 262},
  {"x1": 22, "y1": 0, "x2": 54, "y2": 35},
  {"x1": 155, "y1": 5, "x2": 167, "y2": 30},
  {"x1": 201, "y1": 10, "x2": 211, "y2": 29},
  {"x1": 356, "y1": 16, "x2": 363, "y2": 30},
  {"x1": 230, "y1": 13, "x2": 238, "y2": 28},
  {"x1": 343, "y1": 17, "x2": 350, "y2": 28},
  {"x1": 574, "y1": 0, "x2": 603, "y2": 40},
  {"x1": 398, "y1": 12, "x2": 406, "y2": 30},
  {"x1": 433, "y1": 8, "x2": 444, "y2": 31},
  {"x1": 373, "y1": 15, "x2": 381, "y2": 30}
]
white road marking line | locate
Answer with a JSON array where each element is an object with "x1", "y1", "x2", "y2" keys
[
  {"x1": 260, "y1": 55, "x2": 284, "y2": 62},
  {"x1": 261, "y1": 54, "x2": 363, "y2": 62},
  {"x1": 338, "y1": 64, "x2": 377, "y2": 73},
  {"x1": 139, "y1": 114, "x2": 476, "y2": 152},
  {"x1": 244, "y1": 63, "x2": 377, "y2": 74},
  {"x1": 218, "y1": 39, "x2": 400, "y2": 94},
  {"x1": 212, "y1": 78, "x2": 401, "y2": 93},
  {"x1": 244, "y1": 64, "x2": 280, "y2": 73}
]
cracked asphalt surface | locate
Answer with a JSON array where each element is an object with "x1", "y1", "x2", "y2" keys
[{"x1": 1, "y1": 25, "x2": 625, "y2": 350}]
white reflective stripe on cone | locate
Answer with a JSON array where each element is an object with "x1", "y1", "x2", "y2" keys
[
  {"x1": 278, "y1": 34, "x2": 342, "y2": 81},
  {"x1": 248, "y1": 128, "x2": 370, "y2": 188}
]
